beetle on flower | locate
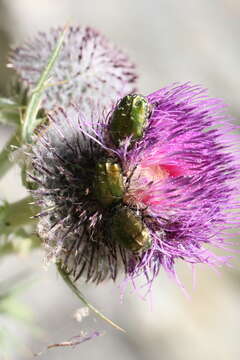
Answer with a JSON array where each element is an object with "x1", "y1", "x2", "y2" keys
[{"x1": 29, "y1": 82, "x2": 240, "y2": 292}]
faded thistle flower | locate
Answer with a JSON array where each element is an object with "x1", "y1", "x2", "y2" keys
[
  {"x1": 29, "y1": 83, "x2": 240, "y2": 291},
  {"x1": 8, "y1": 26, "x2": 137, "y2": 112}
]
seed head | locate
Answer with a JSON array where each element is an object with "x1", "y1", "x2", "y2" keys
[{"x1": 9, "y1": 26, "x2": 137, "y2": 112}]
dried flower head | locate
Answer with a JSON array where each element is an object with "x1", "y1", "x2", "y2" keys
[
  {"x1": 30, "y1": 83, "x2": 240, "y2": 292},
  {"x1": 9, "y1": 26, "x2": 137, "y2": 112}
]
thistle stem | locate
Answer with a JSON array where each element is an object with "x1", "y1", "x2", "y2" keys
[
  {"x1": 57, "y1": 264, "x2": 126, "y2": 333},
  {"x1": 0, "y1": 129, "x2": 20, "y2": 181},
  {"x1": 22, "y1": 26, "x2": 67, "y2": 143}
]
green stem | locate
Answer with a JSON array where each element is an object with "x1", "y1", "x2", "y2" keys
[
  {"x1": 57, "y1": 264, "x2": 126, "y2": 333},
  {"x1": 22, "y1": 27, "x2": 67, "y2": 143},
  {"x1": 0, "y1": 129, "x2": 20, "y2": 181}
]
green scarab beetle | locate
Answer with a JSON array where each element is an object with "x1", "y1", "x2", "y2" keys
[
  {"x1": 109, "y1": 94, "x2": 151, "y2": 145},
  {"x1": 93, "y1": 158, "x2": 124, "y2": 207},
  {"x1": 110, "y1": 206, "x2": 152, "y2": 253}
]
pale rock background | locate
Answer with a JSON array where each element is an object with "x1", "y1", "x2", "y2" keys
[{"x1": 0, "y1": 1, "x2": 240, "y2": 359}]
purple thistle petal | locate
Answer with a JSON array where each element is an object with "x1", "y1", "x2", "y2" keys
[{"x1": 120, "y1": 83, "x2": 240, "y2": 290}]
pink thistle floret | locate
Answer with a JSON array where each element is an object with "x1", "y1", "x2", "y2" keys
[{"x1": 118, "y1": 83, "x2": 240, "y2": 286}]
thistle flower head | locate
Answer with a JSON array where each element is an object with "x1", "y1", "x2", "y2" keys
[
  {"x1": 9, "y1": 26, "x2": 137, "y2": 112},
  {"x1": 30, "y1": 83, "x2": 240, "y2": 292}
]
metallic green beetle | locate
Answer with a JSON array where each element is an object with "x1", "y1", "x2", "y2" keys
[
  {"x1": 110, "y1": 94, "x2": 151, "y2": 146},
  {"x1": 93, "y1": 158, "x2": 124, "y2": 207},
  {"x1": 110, "y1": 206, "x2": 152, "y2": 253}
]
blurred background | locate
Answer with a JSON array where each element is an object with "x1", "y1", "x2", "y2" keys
[{"x1": 0, "y1": 0, "x2": 240, "y2": 359}]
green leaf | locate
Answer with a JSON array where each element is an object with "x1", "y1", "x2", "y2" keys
[
  {"x1": 0, "y1": 129, "x2": 21, "y2": 180},
  {"x1": 0, "y1": 272, "x2": 34, "y2": 322},
  {"x1": 0, "y1": 97, "x2": 23, "y2": 126},
  {"x1": 0, "y1": 196, "x2": 36, "y2": 236},
  {"x1": 0, "y1": 297, "x2": 33, "y2": 322},
  {"x1": 0, "y1": 229, "x2": 41, "y2": 257},
  {"x1": 0, "y1": 273, "x2": 39, "y2": 358},
  {"x1": 0, "y1": 196, "x2": 40, "y2": 258},
  {"x1": 0, "y1": 109, "x2": 20, "y2": 126},
  {"x1": 22, "y1": 26, "x2": 68, "y2": 143},
  {"x1": 0, "y1": 97, "x2": 18, "y2": 109}
]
